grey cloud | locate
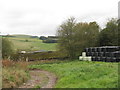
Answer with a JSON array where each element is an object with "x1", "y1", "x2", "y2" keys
[
  {"x1": 118, "y1": 1, "x2": 120, "y2": 19},
  {"x1": 0, "y1": 0, "x2": 119, "y2": 36},
  {"x1": 9, "y1": 21, "x2": 41, "y2": 28}
]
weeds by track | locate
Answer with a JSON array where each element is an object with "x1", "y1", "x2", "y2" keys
[{"x1": 19, "y1": 69, "x2": 57, "y2": 88}]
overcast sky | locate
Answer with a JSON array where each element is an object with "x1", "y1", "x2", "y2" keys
[{"x1": 0, "y1": 0, "x2": 119, "y2": 36}]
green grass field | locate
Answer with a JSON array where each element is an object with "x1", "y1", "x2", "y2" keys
[
  {"x1": 29, "y1": 60, "x2": 118, "y2": 88},
  {"x1": 7, "y1": 35, "x2": 57, "y2": 51}
]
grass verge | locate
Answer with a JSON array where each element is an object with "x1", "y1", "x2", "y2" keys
[
  {"x1": 2, "y1": 59, "x2": 65, "y2": 88},
  {"x1": 2, "y1": 60, "x2": 29, "y2": 88}
]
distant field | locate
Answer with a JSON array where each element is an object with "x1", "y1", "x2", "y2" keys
[
  {"x1": 30, "y1": 60, "x2": 118, "y2": 88},
  {"x1": 6, "y1": 35, "x2": 57, "y2": 51}
]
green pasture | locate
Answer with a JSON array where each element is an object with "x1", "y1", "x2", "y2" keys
[
  {"x1": 6, "y1": 35, "x2": 57, "y2": 51},
  {"x1": 30, "y1": 60, "x2": 118, "y2": 88}
]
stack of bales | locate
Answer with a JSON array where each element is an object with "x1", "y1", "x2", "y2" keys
[{"x1": 84, "y1": 46, "x2": 120, "y2": 62}]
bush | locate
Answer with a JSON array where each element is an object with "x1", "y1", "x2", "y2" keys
[
  {"x1": 30, "y1": 36, "x2": 38, "y2": 38},
  {"x1": 25, "y1": 39, "x2": 29, "y2": 42},
  {"x1": 11, "y1": 51, "x2": 67, "y2": 61},
  {"x1": 48, "y1": 36, "x2": 59, "y2": 39},
  {"x1": 2, "y1": 38, "x2": 14, "y2": 59},
  {"x1": 43, "y1": 39, "x2": 57, "y2": 43},
  {"x1": 39, "y1": 36, "x2": 47, "y2": 40}
]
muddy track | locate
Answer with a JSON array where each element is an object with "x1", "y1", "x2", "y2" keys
[{"x1": 19, "y1": 69, "x2": 57, "y2": 88}]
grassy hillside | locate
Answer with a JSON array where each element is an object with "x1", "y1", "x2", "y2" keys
[
  {"x1": 29, "y1": 60, "x2": 118, "y2": 88},
  {"x1": 6, "y1": 35, "x2": 57, "y2": 51}
]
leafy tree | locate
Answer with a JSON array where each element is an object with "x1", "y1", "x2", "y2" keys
[
  {"x1": 2, "y1": 38, "x2": 14, "y2": 59},
  {"x1": 57, "y1": 17, "x2": 99, "y2": 59},
  {"x1": 118, "y1": 19, "x2": 120, "y2": 46},
  {"x1": 57, "y1": 17, "x2": 76, "y2": 59},
  {"x1": 25, "y1": 39, "x2": 29, "y2": 42},
  {"x1": 39, "y1": 36, "x2": 47, "y2": 40},
  {"x1": 99, "y1": 18, "x2": 118, "y2": 46},
  {"x1": 73, "y1": 21, "x2": 99, "y2": 56},
  {"x1": 43, "y1": 39, "x2": 57, "y2": 43}
]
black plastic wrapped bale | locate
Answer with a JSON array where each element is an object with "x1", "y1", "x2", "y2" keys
[
  {"x1": 91, "y1": 48, "x2": 97, "y2": 52},
  {"x1": 96, "y1": 47, "x2": 98, "y2": 52},
  {"x1": 118, "y1": 46, "x2": 120, "y2": 51},
  {"x1": 92, "y1": 57, "x2": 96, "y2": 61},
  {"x1": 106, "y1": 47, "x2": 117, "y2": 52},
  {"x1": 88, "y1": 48, "x2": 92, "y2": 52},
  {"x1": 115, "y1": 46, "x2": 119, "y2": 50},
  {"x1": 100, "y1": 57, "x2": 103, "y2": 61},
  {"x1": 82, "y1": 46, "x2": 120, "y2": 62},
  {"x1": 86, "y1": 52, "x2": 90, "y2": 56},
  {"x1": 98, "y1": 52, "x2": 103, "y2": 57},
  {"x1": 91, "y1": 48, "x2": 94, "y2": 52},
  {"x1": 90, "y1": 48, "x2": 93, "y2": 52},
  {"x1": 101, "y1": 57, "x2": 106, "y2": 62},
  {"x1": 97, "y1": 48, "x2": 101, "y2": 52},
  {"x1": 116, "y1": 57, "x2": 120, "y2": 62},
  {"x1": 112, "y1": 51, "x2": 120, "y2": 57},
  {"x1": 88, "y1": 52, "x2": 92, "y2": 56},
  {"x1": 85, "y1": 48, "x2": 89, "y2": 52},
  {"x1": 93, "y1": 57, "x2": 97, "y2": 61},
  {"x1": 105, "y1": 52, "x2": 111, "y2": 57},
  {"x1": 93, "y1": 52, "x2": 96, "y2": 56},
  {"x1": 97, "y1": 57, "x2": 101, "y2": 61},
  {"x1": 94, "y1": 52, "x2": 98, "y2": 57},
  {"x1": 95, "y1": 48, "x2": 97, "y2": 52},
  {"x1": 102, "y1": 52, "x2": 106, "y2": 57},
  {"x1": 114, "y1": 46, "x2": 119, "y2": 51},
  {"x1": 111, "y1": 53, "x2": 114, "y2": 58},
  {"x1": 98, "y1": 52, "x2": 102, "y2": 56},
  {"x1": 91, "y1": 52, "x2": 95, "y2": 56},
  {"x1": 111, "y1": 57, "x2": 117, "y2": 62},
  {"x1": 101, "y1": 47, "x2": 106, "y2": 52},
  {"x1": 96, "y1": 47, "x2": 101, "y2": 52},
  {"x1": 106, "y1": 57, "x2": 112, "y2": 62},
  {"x1": 95, "y1": 57, "x2": 98, "y2": 61}
]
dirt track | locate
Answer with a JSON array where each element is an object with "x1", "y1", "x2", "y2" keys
[{"x1": 19, "y1": 69, "x2": 57, "y2": 88}]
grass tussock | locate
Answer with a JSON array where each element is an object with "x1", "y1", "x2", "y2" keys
[{"x1": 2, "y1": 60, "x2": 29, "y2": 88}]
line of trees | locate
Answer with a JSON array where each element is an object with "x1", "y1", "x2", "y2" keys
[
  {"x1": 39, "y1": 36, "x2": 58, "y2": 43},
  {"x1": 57, "y1": 17, "x2": 119, "y2": 59}
]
